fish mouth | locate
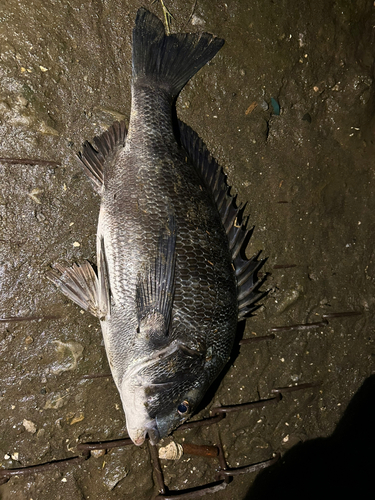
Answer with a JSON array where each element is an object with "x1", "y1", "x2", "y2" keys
[{"x1": 130, "y1": 420, "x2": 160, "y2": 446}]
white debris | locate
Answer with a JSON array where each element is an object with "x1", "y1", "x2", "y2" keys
[{"x1": 23, "y1": 419, "x2": 37, "y2": 434}]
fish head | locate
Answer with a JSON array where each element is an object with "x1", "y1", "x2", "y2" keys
[
  {"x1": 120, "y1": 341, "x2": 209, "y2": 446},
  {"x1": 153, "y1": 385, "x2": 204, "y2": 440}
]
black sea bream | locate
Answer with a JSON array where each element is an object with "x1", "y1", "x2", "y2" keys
[{"x1": 49, "y1": 8, "x2": 264, "y2": 445}]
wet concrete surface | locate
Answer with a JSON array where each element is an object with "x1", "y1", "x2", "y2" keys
[{"x1": 0, "y1": 1, "x2": 374, "y2": 499}]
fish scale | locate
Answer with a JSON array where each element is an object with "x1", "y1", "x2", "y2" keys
[{"x1": 48, "y1": 8, "x2": 264, "y2": 446}]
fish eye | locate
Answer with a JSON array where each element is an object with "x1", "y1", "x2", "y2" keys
[{"x1": 177, "y1": 400, "x2": 189, "y2": 415}]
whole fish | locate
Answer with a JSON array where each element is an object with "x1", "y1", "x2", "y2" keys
[{"x1": 49, "y1": 8, "x2": 263, "y2": 446}]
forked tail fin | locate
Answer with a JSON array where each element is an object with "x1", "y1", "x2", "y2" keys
[{"x1": 132, "y1": 8, "x2": 224, "y2": 97}]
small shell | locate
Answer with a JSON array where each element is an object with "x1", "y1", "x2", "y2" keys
[
  {"x1": 158, "y1": 441, "x2": 183, "y2": 460},
  {"x1": 91, "y1": 449, "x2": 106, "y2": 458}
]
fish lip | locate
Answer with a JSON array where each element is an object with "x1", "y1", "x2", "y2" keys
[
  {"x1": 146, "y1": 421, "x2": 160, "y2": 445},
  {"x1": 133, "y1": 431, "x2": 147, "y2": 446},
  {"x1": 129, "y1": 421, "x2": 160, "y2": 446}
]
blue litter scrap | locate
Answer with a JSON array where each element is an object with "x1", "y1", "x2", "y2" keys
[{"x1": 270, "y1": 97, "x2": 280, "y2": 115}]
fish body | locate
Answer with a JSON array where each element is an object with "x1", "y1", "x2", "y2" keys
[{"x1": 49, "y1": 8, "x2": 263, "y2": 445}]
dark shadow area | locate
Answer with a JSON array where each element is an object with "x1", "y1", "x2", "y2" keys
[{"x1": 246, "y1": 374, "x2": 375, "y2": 499}]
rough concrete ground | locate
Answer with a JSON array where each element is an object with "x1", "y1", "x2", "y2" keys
[{"x1": 0, "y1": 1, "x2": 374, "y2": 499}]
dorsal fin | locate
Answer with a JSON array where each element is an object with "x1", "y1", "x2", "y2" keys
[
  {"x1": 77, "y1": 120, "x2": 127, "y2": 192},
  {"x1": 178, "y1": 120, "x2": 266, "y2": 320}
]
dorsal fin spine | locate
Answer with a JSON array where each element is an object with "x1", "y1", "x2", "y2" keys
[{"x1": 178, "y1": 119, "x2": 266, "y2": 320}]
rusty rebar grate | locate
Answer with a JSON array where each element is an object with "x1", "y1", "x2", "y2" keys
[{"x1": 0, "y1": 286, "x2": 361, "y2": 497}]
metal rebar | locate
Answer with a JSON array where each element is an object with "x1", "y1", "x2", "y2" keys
[
  {"x1": 177, "y1": 412, "x2": 225, "y2": 432},
  {"x1": 211, "y1": 394, "x2": 281, "y2": 417},
  {"x1": 0, "y1": 315, "x2": 61, "y2": 323},
  {"x1": 269, "y1": 320, "x2": 328, "y2": 332},
  {"x1": 240, "y1": 334, "x2": 275, "y2": 344},
  {"x1": 216, "y1": 434, "x2": 229, "y2": 479},
  {"x1": 81, "y1": 372, "x2": 112, "y2": 380},
  {"x1": 149, "y1": 441, "x2": 167, "y2": 495},
  {"x1": 0, "y1": 157, "x2": 61, "y2": 167},
  {"x1": 77, "y1": 437, "x2": 133, "y2": 452},
  {"x1": 217, "y1": 453, "x2": 280, "y2": 477},
  {"x1": 271, "y1": 381, "x2": 322, "y2": 394},
  {"x1": 182, "y1": 443, "x2": 219, "y2": 458},
  {"x1": 268, "y1": 311, "x2": 362, "y2": 334},
  {"x1": 0, "y1": 455, "x2": 85, "y2": 480},
  {"x1": 153, "y1": 480, "x2": 227, "y2": 499},
  {"x1": 322, "y1": 311, "x2": 362, "y2": 319}
]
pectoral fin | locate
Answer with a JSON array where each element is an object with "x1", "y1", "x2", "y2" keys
[
  {"x1": 48, "y1": 258, "x2": 110, "y2": 320},
  {"x1": 136, "y1": 216, "x2": 177, "y2": 334}
]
